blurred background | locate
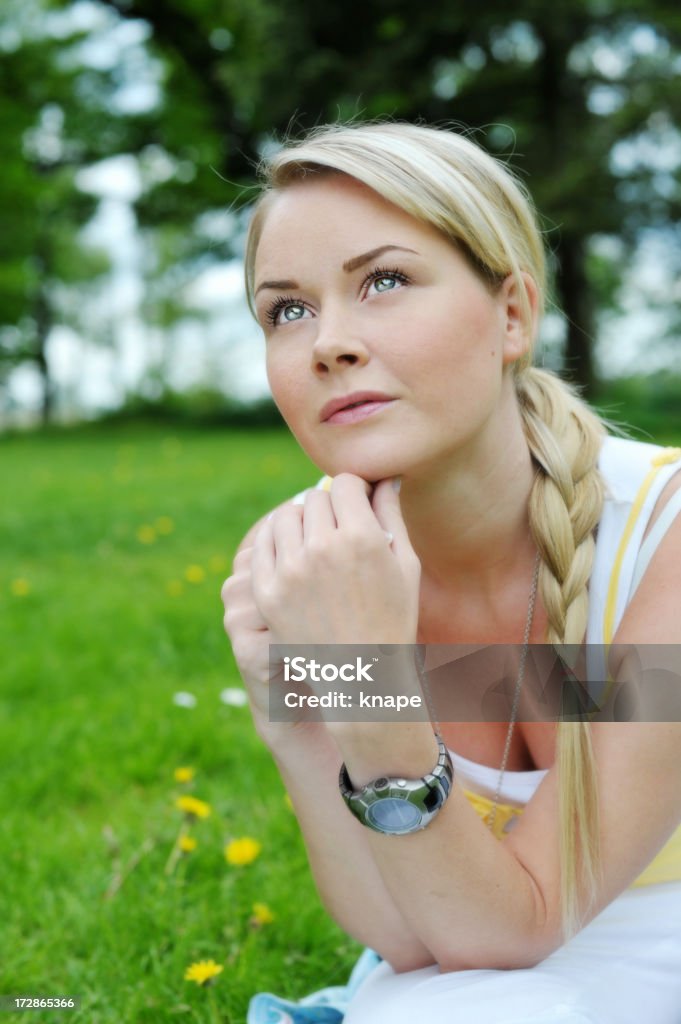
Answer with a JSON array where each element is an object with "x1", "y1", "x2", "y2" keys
[
  {"x1": 1, "y1": 3, "x2": 680, "y2": 1020},
  {"x1": 1, "y1": 0, "x2": 680, "y2": 432}
]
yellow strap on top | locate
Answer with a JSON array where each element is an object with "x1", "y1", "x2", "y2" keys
[
  {"x1": 462, "y1": 789, "x2": 522, "y2": 841},
  {"x1": 602, "y1": 447, "x2": 681, "y2": 647},
  {"x1": 463, "y1": 787, "x2": 681, "y2": 887}
]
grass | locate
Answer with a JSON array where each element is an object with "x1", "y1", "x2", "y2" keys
[
  {"x1": 1, "y1": 398, "x2": 679, "y2": 1022},
  {"x1": 0, "y1": 423, "x2": 360, "y2": 1024}
]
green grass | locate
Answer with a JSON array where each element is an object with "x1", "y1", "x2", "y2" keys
[
  {"x1": 1, "y1": 401, "x2": 679, "y2": 1023},
  {"x1": 0, "y1": 423, "x2": 360, "y2": 1024}
]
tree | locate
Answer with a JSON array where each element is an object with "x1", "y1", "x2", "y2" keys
[{"x1": 92, "y1": 0, "x2": 681, "y2": 394}]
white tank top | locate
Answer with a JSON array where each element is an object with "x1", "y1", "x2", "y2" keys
[{"x1": 451, "y1": 435, "x2": 681, "y2": 806}]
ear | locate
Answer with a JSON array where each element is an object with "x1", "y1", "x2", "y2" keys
[{"x1": 499, "y1": 272, "x2": 539, "y2": 367}]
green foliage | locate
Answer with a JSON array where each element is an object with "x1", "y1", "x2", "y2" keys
[
  {"x1": 0, "y1": 423, "x2": 358, "y2": 1023},
  {"x1": 593, "y1": 373, "x2": 681, "y2": 444},
  {"x1": 2, "y1": 0, "x2": 680, "y2": 421},
  {"x1": 105, "y1": 386, "x2": 284, "y2": 427}
]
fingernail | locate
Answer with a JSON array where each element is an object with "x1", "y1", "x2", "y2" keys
[
  {"x1": 392, "y1": 478, "x2": 402, "y2": 493},
  {"x1": 383, "y1": 531, "x2": 394, "y2": 545}
]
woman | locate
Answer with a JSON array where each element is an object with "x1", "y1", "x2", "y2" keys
[{"x1": 222, "y1": 122, "x2": 681, "y2": 1023}]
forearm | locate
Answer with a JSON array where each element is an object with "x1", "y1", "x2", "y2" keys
[
  {"x1": 266, "y1": 724, "x2": 437, "y2": 972},
  {"x1": 337, "y1": 722, "x2": 555, "y2": 971}
]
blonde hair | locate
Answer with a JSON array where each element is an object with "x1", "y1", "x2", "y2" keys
[{"x1": 245, "y1": 121, "x2": 606, "y2": 943}]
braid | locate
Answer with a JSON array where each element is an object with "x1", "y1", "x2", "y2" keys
[
  {"x1": 516, "y1": 367, "x2": 605, "y2": 646},
  {"x1": 515, "y1": 365, "x2": 606, "y2": 942}
]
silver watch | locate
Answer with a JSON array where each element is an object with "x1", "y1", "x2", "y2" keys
[{"x1": 338, "y1": 736, "x2": 454, "y2": 835}]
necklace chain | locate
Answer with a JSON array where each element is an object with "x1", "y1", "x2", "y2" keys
[{"x1": 417, "y1": 550, "x2": 541, "y2": 834}]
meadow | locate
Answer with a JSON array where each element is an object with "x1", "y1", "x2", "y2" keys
[
  {"x1": 0, "y1": 423, "x2": 360, "y2": 1024},
  {"x1": 1, "y1": 402, "x2": 679, "y2": 1023}
]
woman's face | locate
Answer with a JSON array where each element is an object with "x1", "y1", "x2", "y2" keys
[{"x1": 253, "y1": 174, "x2": 530, "y2": 482}]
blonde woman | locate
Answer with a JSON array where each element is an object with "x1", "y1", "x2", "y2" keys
[{"x1": 222, "y1": 122, "x2": 681, "y2": 1023}]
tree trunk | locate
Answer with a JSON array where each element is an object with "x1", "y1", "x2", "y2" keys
[
  {"x1": 555, "y1": 235, "x2": 596, "y2": 398},
  {"x1": 33, "y1": 278, "x2": 53, "y2": 427}
]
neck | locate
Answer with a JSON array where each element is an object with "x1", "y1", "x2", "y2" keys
[{"x1": 400, "y1": 395, "x2": 537, "y2": 602}]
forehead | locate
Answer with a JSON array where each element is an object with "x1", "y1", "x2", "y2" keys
[{"x1": 254, "y1": 174, "x2": 447, "y2": 273}]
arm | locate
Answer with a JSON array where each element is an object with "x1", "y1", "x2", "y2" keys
[
  {"x1": 223, "y1": 506, "x2": 436, "y2": 971},
  {"x1": 248, "y1": 472, "x2": 681, "y2": 972}
]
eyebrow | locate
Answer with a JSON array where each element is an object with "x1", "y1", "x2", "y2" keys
[{"x1": 254, "y1": 244, "x2": 419, "y2": 297}]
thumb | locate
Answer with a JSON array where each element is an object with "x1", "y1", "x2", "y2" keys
[{"x1": 371, "y1": 478, "x2": 412, "y2": 555}]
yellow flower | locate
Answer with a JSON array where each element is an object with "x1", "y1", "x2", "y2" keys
[
  {"x1": 155, "y1": 516, "x2": 174, "y2": 534},
  {"x1": 10, "y1": 578, "x2": 31, "y2": 597},
  {"x1": 174, "y1": 766, "x2": 195, "y2": 783},
  {"x1": 251, "y1": 901, "x2": 275, "y2": 926},
  {"x1": 185, "y1": 564, "x2": 206, "y2": 584},
  {"x1": 136, "y1": 524, "x2": 156, "y2": 544},
  {"x1": 225, "y1": 836, "x2": 261, "y2": 867},
  {"x1": 175, "y1": 795, "x2": 211, "y2": 820},
  {"x1": 208, "y1": 554, "x2": 228, "y2": 574},
  {"x1": 166, "y1": 580, "x2": 184, "y2": 597},
  {"x1": 184, "y1": 959, "x2": 223, "y2": 986},
  {"x1": 179, "y1": 835, "x2": 197, "y2": 853}
]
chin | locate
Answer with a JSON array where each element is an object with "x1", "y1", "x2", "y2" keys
[{"x1": 317, "y1": 455, "x2": 406, "y2": 484}]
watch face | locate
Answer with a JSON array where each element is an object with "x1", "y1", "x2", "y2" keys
[{"x1": 366, "y1": 798, "x2": 423, "y2": 834}]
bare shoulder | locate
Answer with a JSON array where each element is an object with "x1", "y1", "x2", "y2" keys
[{"x1": 640, "y1": 463, "x2": 681, "y2": 545}]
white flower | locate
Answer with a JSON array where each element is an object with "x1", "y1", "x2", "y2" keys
[
  {"x1": 173, "y1": 691, "x2": 197, "y2": 708},
  {"x1": 219, "y1": 688, "x2": 248, "y2": 707}
]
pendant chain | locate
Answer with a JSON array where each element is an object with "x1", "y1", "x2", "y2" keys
[{"x1": 417, "y1": 550, "x2": 541, "y2": 834}]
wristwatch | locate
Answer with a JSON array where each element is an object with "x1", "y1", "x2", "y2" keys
[{"x1": 338, "y1": 736, "x2": 454, "y2": 835}]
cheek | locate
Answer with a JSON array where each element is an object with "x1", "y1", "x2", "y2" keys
[{"x1": 266, "y1": 353, "x2": 306, "y2": 421}]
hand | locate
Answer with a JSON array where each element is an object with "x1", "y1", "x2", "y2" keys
[
  {"x1": 221, "y1": 542, "x2": 274, "y2": 731},
  {"x1": 250, "y1": 475, "x2": 421, "y2": 646}
]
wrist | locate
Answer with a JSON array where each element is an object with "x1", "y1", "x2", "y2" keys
[{"x1": 332, "y1": 722, "x2": 440, "y2": 789}]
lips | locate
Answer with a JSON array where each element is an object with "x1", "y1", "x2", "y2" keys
[{"x1": 320, "y1": 391, "x2": 395, "y2": 422}]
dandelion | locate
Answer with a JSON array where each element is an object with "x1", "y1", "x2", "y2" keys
[
  {"x1": 250, "y1": 901, "x2": 275, "y2": 926},
  {"x1": 136, "y1": 525, "x2": 156, "y2": 544},
  {"x1": 166, "y1": 580, "x2": 184, "y2": 597},
  {"x1": 185, "y1": 564, "x2": 206, "y2": 584},
  {"x1": 156, "y1": 516, "x2": 174, "y2": 534},
  {"x1": 184, "y1": 960, "x2": 223, "y2": 986},
  {"x1": 219, "y1": 688, "x2": 248, "y2": 707},
  {"x1": 172, "y1": 691, "x2": 197, "y2": 708},
  {"x1": 174, "y1": 766, "x2": 195, "y2": 784},
  {"x1": 10, "y1": 578, "x2": 31, "y2": 597},
  {"x1": 176, "y1": 795, "x2": 211, "y2": 820},
  {"x1": 179, "y1": 834, "x2": 197, "y2": 853},
  {"x1": 225, "y1": 837, "x2": 261, "y2": 867}
]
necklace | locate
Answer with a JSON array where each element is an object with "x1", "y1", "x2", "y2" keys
[
  {"x1": 485, "y1": 549, "x2": 540, "y2": 833},
  {"x1": 416, "y1": 549, "x2": 541, "y2": 834}
]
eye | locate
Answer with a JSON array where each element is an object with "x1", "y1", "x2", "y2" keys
[
  {"x1": 363, "y1": 266, "x2": 409, "y2": 298},
  {"x1": 264, "y1": 297, "x2": 311, "y2": 327}
]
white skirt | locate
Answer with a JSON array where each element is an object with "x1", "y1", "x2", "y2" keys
[{"x1": 343, "y1": 881, "x2": 681, "y2": 1024}]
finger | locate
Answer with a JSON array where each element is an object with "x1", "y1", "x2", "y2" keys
[
  {"x1": 370, "y1": 478, "x2": 413, "y2": 555},
  {"x1": 327, "y1": 473, "x2": 380, "y2": 534},
  {"x1": 250, "y1": 515, "x2": 276, "y2": 600},
  {"x1": 270, "y1": 502, "x2": 304, "y2": 560},
  {"x1": 302, "y1": 488, "x2": 337, "y2": 544}
]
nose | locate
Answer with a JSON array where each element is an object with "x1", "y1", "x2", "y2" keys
[{"x1": 310, "y1": 312, "x2": 369, "y2": 376}]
